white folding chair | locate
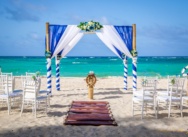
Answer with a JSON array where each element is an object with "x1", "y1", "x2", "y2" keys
[
  {"x1": 25, "y1": 74, "x2": 50, "y2": 108},
  {"x1": 181, "y1": 96, "x2": 188, "y2": 117},
  {"x1": 156, "y1": 77, "x2": 186, "y2": 118},
  {"x1": 20, "y1": 77, "x2": 48, "y2": 118},
  {"x1": 157, "y1": 75, "x2": 180, "y2": 96},
  {"x1": 132, "y1": 77, "x2": 157, "y2": 119},
  {"x1": 1, "y1": 72, "x2": 23, "y2": 95},
  {"x1": 0, "y1": 75, "x2": 22, "y2": 115},
  {"x1": 1, "y1": 73, "x2": 14, "y2": 93},
  {"x1": 37, "y1": 77, "x2": 51, "y2": 108}
]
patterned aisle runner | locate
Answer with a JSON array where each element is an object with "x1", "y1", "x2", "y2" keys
[{"x1": 64, "y1": 101, "x2": 117, "y2": 126}]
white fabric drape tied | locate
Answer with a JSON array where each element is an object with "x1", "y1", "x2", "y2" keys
[
  {"x1": 61, "y1": 33, "x2": 84, "y2": 57},
  {"x1": 52, "y1": 25, "x2": 81, "y2": 58},
  {"x1": 97, "y1": 25, "x2": 133, "y2": 58},
  {"x1": 96, "y1": 32, "x2": 121, "y2": 58}
]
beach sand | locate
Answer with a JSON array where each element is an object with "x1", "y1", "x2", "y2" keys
[{"x1": 0, "y1": 77, "x2": 188, "y2": 137}]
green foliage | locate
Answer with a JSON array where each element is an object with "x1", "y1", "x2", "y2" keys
[
  {"x1": 45, "y1": 51, "x2": 51, "y2": 58},
  {"x1": 131, "y1": 50, "x2": 138, "y2": 57},
  {"x1": 77, "y1": 21, "x2": 103, "y2": 32},
  {"x1": 171, "y1": 78, "x2": 175, "y2": 85},
  {"x1": 141, "y1": 79, "x2": 147, "y2": 86},
  {"x1": 32, "y1": 75, "x2": 36, "y2": 81},
  {"x1": 57, "y1": 54, "x2": 62, "y2": 60},
  {"x1": 32, "y1": 71, "x2": 40, "y2": 81}
]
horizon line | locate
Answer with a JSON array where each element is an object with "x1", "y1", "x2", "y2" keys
[{"x1": 0, "y1": 55, "x2": 188, "y2": 57}]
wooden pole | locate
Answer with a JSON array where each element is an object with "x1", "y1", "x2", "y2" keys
[
  {"x1": 46, "y1": 22, "x2": 52, "y2": 95},
  {"x1": 46, "y1": 22, "x2": 50, "y2": 51},
  {"x1": 132, "y1": 24, "x2": 137, "y2": 91},
  {"x1": 132, "y1": 24, "x2": 136, "y2": 50},
  {"x1": 88, "y1": 86, "x2": 94, "y2": 99}
]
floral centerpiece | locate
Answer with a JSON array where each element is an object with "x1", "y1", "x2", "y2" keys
[{"x1": 77, "y1": 21, "x2": 103, "y2": 32}]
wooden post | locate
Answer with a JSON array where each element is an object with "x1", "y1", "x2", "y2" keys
[
  {"x1": 132, "y1": 24, "x2": 136, "y2": 50},
  {"x1": 88, "y1": 86, "x2": 94, "y2": 99},
  {"x1": 46, "y1": 22, "x2": 52, "y2": 95},
  {"x1": 132, "y1": 24, "x2": 137, "y2": 91},
  {"x1": 46, "y1": 22, "x2": 50, "y2": 51},
  {"x1": 86, "y1": 73, "x2": 96, "y2": 100}
]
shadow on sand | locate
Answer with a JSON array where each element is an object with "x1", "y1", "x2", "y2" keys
[{"x1": 0, "y1": 116, "x2": 187, "y2": 137}]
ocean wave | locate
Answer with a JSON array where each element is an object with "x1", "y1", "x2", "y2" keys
[
  {"x1": 72, "y1": 62, "x2": 81, "y2": 64},
  {"x1": 90, "y1": 57, "x2": 94, "y2": 58},
  {"x1": 167, "y1": 57, "x2": 176, "y2": 59},
  {"x1": 110, "y1": 59, "x2": 117, "y2": 61}
]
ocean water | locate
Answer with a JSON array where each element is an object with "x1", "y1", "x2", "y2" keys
[{"x1": 0, "y1": 56, "x2": 188, "y2": 77}]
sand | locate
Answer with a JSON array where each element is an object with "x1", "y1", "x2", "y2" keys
[{"x1": 0, "y1": 77, "x2": 188, "y2": 137}]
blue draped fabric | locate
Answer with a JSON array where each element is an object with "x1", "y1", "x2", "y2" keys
[
  {"x1": 114, "y1": 26, "x2": 133, "y2": 52},
  {"x1": 113, "y1": 45, "x2": 124, "y2": 59},
  {"x1": 49, "y1": 25, "x2": 67, "y2": 55}
]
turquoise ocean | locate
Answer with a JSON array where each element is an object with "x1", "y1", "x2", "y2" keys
[{"x1": 0, "y1": 56, "x2": 188, "y2": 77}]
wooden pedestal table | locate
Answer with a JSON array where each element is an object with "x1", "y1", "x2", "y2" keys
[{"x1": 86, "y1": 72, "x2": 97, "y2": 99}]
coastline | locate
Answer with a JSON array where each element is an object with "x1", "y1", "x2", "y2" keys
[{"x1": 0, "y1": 56, "x2": 188, "y2": 77}]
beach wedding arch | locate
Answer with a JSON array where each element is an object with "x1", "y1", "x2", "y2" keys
[{"x1": 44, "y1": 21, "x2": 138, "y2": 95}]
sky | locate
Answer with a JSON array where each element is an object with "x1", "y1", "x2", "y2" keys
[{"x1": 0, "y1": 0, "x2": 188, "y2": 57}]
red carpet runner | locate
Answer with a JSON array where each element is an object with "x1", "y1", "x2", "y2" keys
[{"x1": 64, "y1": 101, "x2": 117, "y2": 126}]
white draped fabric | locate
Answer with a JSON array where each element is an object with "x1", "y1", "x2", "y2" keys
[
  {"x1": 52, "y1": 25, "x2": 81, "y2": 58},
  {"x1": 61, "y1": 33, "x2": 84, "y2": 57},
  {"x1": 51, "y1": 25, "x2": 132, "y2": 59},
  {"x1": 96, "y1": 32, "x2": 122, "y2": 59},
  {"x1": 98, "y1": 25, "x2": 133, "y2": 58}
]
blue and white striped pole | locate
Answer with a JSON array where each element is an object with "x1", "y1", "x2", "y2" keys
[
  {"x1": 55, "y1": 58, "x2": 60, "y2": 91},
  {"x1": 132, "y1": 57, "x2": 137, "y2": 91},
  {"x1": 123, "y1": 57, "x2": 128, "y2": 90},
  {"x1": 47, "y1": 58, "x2": 52, "y2": 95}
]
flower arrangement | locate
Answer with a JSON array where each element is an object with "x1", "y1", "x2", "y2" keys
[
  {"x1": 131, "y1": 50, "x2": 138, "y2": 57},
  {"x1": 170, "y1": 78, "x2": 175, "y2": 85},
  {"x1": 141, "y1": 79, "x2": 147, "y2": 86},
  {"x1": 32, "y1": 71, "x2": 40, "y2": 81},
  {"x1": 45, "y1": 51, "x2": 51, "y2": 58},
  {"x1": 77, "y1": 21, "x2": 103, "y2": 32}
]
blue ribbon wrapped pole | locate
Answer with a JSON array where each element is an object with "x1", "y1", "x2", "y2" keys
[
  {"x1": 55, "y1": 58, "x2": 60, "y2": 91},
  {"x1": 123, "y1": 57, "x2": 128, "y2": 90},
  {"x1": 132, "y1": 57, "x2": 137, "y2": 91},
  {"x1": 47, "y1": 58, "x2": 52, "y2": 95}
]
